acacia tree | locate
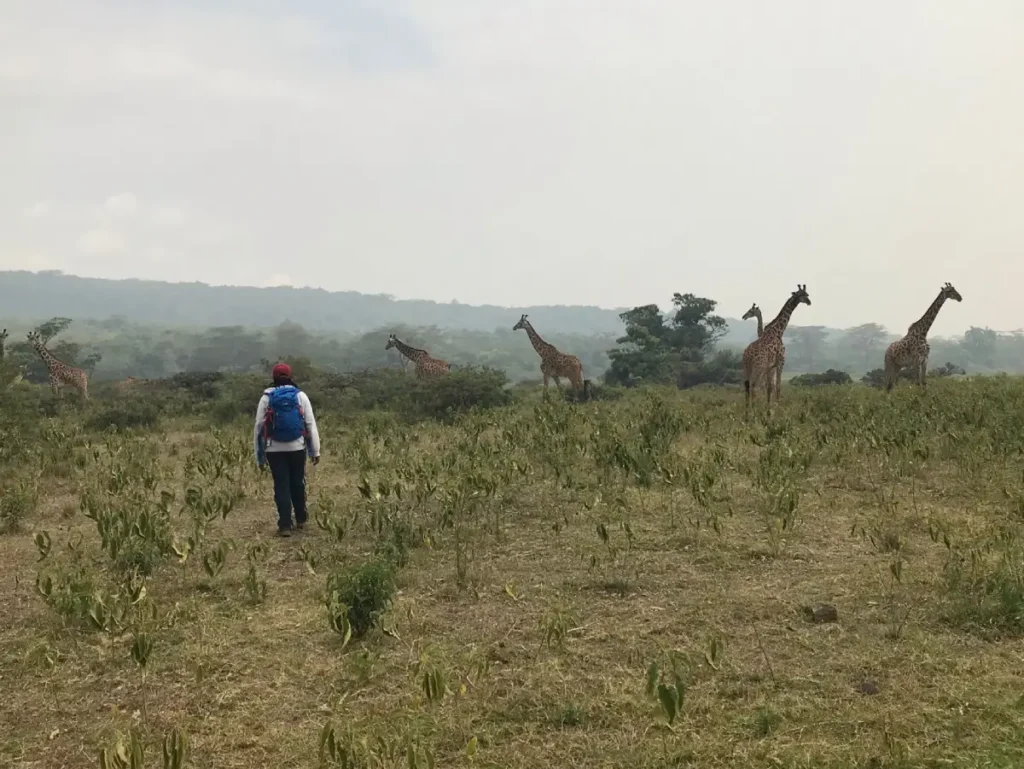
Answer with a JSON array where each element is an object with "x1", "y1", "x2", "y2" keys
[
  {"x1": 842, "y1": 323, "x2": 889, "y2": 369},
  {"x1": 605, "y1": 293, "x2": 728, "y2": 387},
  {"x1": 960, "y1": 327, "x2": 997, "y2": 369},
  {"x1": 786, "y1": 326, "x2": 829, "y2": 371}
]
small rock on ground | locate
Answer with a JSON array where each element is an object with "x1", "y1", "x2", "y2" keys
[{"x1": 802, "y1": 603, "x2": 838, "y2": 623}]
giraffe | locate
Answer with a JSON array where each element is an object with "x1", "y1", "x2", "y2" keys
[
  {"x1": 0, "y1": 328, "x2": 8, "y2": 361},
  {"x1": 883, "y1": 282, "x2": 962, "y2": 392},
  {"x1": 742, "y1": 285, "x2": 811, "y2": 408},
  {"x1": 384, "y1": 334, "x2": 451, "y2": 379},
  {"x1": 741, "y1": 303, "x2": 763, "y2": 337},
  {"x1": 742, "y1": 302, "x2": 788, "y2": 390},
  {"x1": 26, "y1": 330, "x2": 89, "y2": 400},
  {"x1": 512, "y1": 314, "x2": 586, "y2": 392}
]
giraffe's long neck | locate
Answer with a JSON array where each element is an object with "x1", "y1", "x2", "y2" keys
[
  {"x1": 909, "y1": 291, "x2": 948, "y2": 337},
  {"x1": 0, "y1": 339, "x2": 5, "y2": 362},
  {"x1": 392, "y1": 338, "x2": 426, "y2": 364},
  {"x1": 523, "y1": 322, "x2": 555, "y2": 357},
  {"x1": 754, "y1": 313, "x2": 763, "y2": 336},
  {"x1": 763, "y1": 296, "x2": 800, "y2": 339},
  {"x1": 32, "y1": 342, "x2": 67, "y2": 374}
]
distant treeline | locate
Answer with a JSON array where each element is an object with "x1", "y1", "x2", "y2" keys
[
  {"x1": 0, "y1": 317, "x2": 617, "y2": 383},
  {"x1": 0, "y1": 314, "x2": 1019, "y2": 384}
]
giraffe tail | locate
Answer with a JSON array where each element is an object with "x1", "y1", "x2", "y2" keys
[{"x1": 744, "y1": 379, "x2": 750, "y2": 395}]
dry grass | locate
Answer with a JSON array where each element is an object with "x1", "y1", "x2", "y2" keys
[{"x1": 3, "y1": 381, "x2": 1024, "y2": 769}]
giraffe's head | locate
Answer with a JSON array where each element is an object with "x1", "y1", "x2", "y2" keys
[
  {"x1": 941, "y1": 282, "x2": 962, "y2": 302},
  {"x1": 0, "y1": 328, "x2": 7, "y2": 344},
  {"x1": 385, "y1": 333, "x2": 398, "y2": 351},
  {"x1": 512, "y1": 314, "x2": 529, "y2": 331},
  {"x1": 26, "y1": 330, "x2": 42, "y2": 348},
  {"x1": 741, "y1": 303, "x2": 760, "y2": 321},
  {"x1": 791, "y1": 284, "x2": 811, "y2": 306}
]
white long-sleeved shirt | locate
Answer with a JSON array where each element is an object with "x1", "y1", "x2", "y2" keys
[{"x1": 254, "y1": 387, "x2": 321, "y2": 463}]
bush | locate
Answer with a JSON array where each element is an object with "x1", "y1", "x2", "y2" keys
[
  {"x1": 943, "y1": 527, "x2": 1024, "y2": 636},
  {"x1": 0, "y1": 359, "x2": 24, "y2": 389},
  {"x1": 166, "y1": 371, "x2": 225, "y2": 399},
  {"x1": 862, "y1": 361, "x2": 966, "y2": 388},
  {"x1": 85, "y1": 400, "x2": 161, "y2": 432},
  {"x1": 557, "y1": 379, "x2": 623, "y2": 403},
  {"x1": 338, "y1": 367, "x2": 512, "y2": 423},
  {"x1": 339, "y1": 368, "x2": 419, "y2": 413},
  {"x1": 325, "y1": 558, "x2": 396, "y2": 638},
  {"x1": 407, "y1": 367, "x2": 513, "y2": 421},
  {"x1": 790, "y1": 369, "x2": 853, "y2": 386},
  {"x1": 932, "y1": 362, "x2": 966, "y2": 378},
  {"x1": 677, "y1": 349, "x2": 744, "y2": 389},
  {"x1": 206, "y1": 373, "x2": 265, "y2": 424},
  {"x1": 0, "y1": 477, "x2": 39, "y2": 533}
]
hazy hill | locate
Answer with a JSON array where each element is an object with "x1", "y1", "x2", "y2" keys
[
  {"x1": 0, "y1": 270, "x2": 847, "y2": 346},
  {"x1": 0, "y1": 270, "x2": 630, "y2": 335}
]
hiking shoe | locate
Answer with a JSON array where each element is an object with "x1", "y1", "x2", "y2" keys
[
  {"x1": 296, "y1": 521, "x2": 305, "y2": 531},
  {"x1": 277, "y1": 528, "x2": 292, "y2": 538}
]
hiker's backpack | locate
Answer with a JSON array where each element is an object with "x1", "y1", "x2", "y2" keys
[{"x1": 264, "y1": 385, "x2": 305, "y2": 443}]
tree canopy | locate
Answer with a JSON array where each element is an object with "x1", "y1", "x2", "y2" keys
[{"x1": 605, "y1": 294, "x2": 729, "y2": 387}]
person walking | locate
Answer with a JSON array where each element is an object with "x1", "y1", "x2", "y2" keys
[{"x1": 254, "y1": 363, "x2": 321, "y2": 537}]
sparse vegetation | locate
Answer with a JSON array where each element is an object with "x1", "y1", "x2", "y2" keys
[
  {"x1": 790, "y1": 368, "x2": 854, "y2": 386},
  {"x1": 3, "y1": 368, "x2": 1024, "y2": 768}
]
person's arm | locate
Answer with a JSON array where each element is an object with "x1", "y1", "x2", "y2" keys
[
  {"x1": 300, "y1": 392, "x2": 321, "y2": 458},
  {"x1": 254, "y1": 393, "x2": 269, "y2": 465}
]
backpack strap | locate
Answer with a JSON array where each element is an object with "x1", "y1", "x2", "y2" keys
[{"x1": 262, "y1": 388, "x2": 277, "y2": 444}]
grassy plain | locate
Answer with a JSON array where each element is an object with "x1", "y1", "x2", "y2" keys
[{"x1": 3, "y1": 376, "x2": 1024, "y2": 768}]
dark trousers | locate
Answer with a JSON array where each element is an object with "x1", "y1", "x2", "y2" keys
[{"x1": 266, "y1": 450, "x2": 307, "y2": 530}]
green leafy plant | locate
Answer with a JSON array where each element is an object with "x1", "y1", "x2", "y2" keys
[
  {"x1": 0, "y1": 475, "x2": 40, "y2": 533},
  {"x1": 162, "y1": 728, "x2": 188, "y2": 769},
  {"x1": 324, "y1": 558, "x2": 396, "y2": 639}
]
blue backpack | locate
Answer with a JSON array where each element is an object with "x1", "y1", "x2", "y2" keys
[{"x1": 264, "y1": 385, "x2": 305, "y2": 443}]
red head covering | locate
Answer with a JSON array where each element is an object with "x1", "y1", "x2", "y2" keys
[{"x1": 272, "y1": 363, "x2": 292, "y2": 380}]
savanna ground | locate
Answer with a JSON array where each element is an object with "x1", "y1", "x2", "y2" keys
[{"x1": 2, "y1": 372, "x2": 1024, "y2": 769}]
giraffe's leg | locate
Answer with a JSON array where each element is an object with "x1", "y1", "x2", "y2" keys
[
  {"x1": 743, "y1": 361, "x2": 753, "y2": 409},
  {"x1": 751, "y1": 370, "x2": 765, "y2": 408},
  {"x1": 552, "y1": 376, "x2": 563, "y2": 389},
  {"x1": 775, "y1": 366, "x2": 782, "y2": 403},
  {"x1": 918, "y1": 359, "x2": 927, "y2": 389},
  {"x1": 542, "y1": 373, "x2": 549, "y2": 389},
  {"x1": 753, "y1": 370, "x2": 763, "y2": 404},
  {"x1": 884, "y1": 361, "x2": 897, "y2": 392}
]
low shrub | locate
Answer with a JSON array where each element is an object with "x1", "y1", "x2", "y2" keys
[
  {"x1": 85, "y1": 400, "x2": 161, "y2": 432},
  {"x1": 406, "y1": 366, "x2": 513, "y2": 421},
  {"x1": 338, "y1": 366, "x2": 513, "y2": 423},
  {"x1": 862, "y1": 361, "x2": 966, "y2": 388},
  {"x1": 943, "y1": 526, "x2": 1024, "y2": 636},
  {"x1": 0, "y1": 476, "x2": 39, "y2": 533},
  {"x1": 677, "y1": 349, "x2": 744, "y2": 389},
  {"x1": 791, "y1": 369, "x2": 853, "y2": 386},
  {"x1": 165, "y1": 371, "x2": 225, "y2": 399},
  {"x1": 325, "y1": 558, "x2": 397, "y2": 638}
]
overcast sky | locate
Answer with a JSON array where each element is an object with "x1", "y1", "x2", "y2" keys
[{"x1": 2, "y1": 1, "x2": 1022, "y2": 335}]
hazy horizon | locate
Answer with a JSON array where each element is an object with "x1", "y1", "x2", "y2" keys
[{"x1": 3, "y1": 1, "x2": 1022, "y2": 336}]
